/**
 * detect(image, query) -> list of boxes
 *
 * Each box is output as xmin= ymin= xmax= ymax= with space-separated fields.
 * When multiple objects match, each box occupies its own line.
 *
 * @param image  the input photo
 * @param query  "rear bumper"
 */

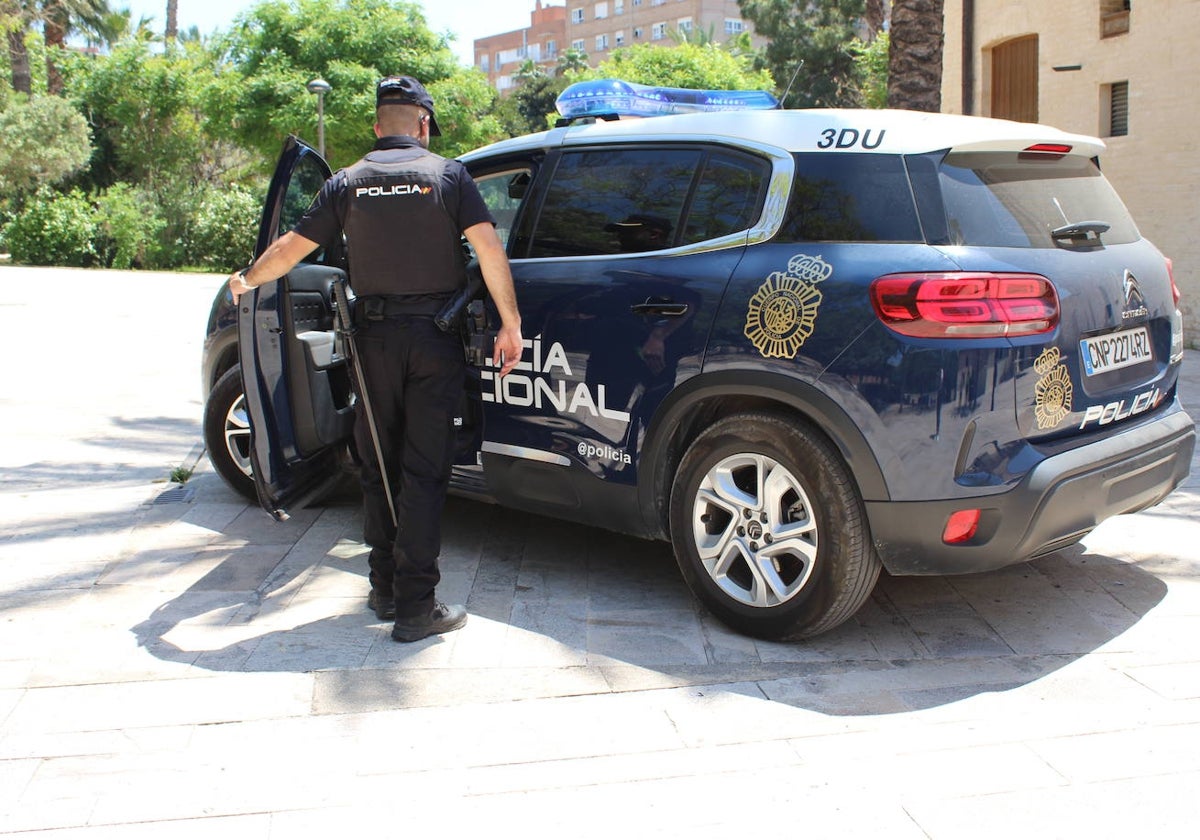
xmin=869 ymin=402 xmax=1195 ymax=576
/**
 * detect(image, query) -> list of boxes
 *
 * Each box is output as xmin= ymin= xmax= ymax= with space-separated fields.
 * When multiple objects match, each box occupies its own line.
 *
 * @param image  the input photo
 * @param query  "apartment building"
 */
xmin=565 ymin=0 xmax=752 ymax=61
xmin=475 ymin=1 xmax=568 ymax=93
xmin=941 ymin=0 xmax=1200 ymax=342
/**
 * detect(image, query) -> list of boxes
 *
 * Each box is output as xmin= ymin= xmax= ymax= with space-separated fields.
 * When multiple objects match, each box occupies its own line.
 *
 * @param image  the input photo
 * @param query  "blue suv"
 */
xmin=203 ymin=86 xmax=1194 ymax=639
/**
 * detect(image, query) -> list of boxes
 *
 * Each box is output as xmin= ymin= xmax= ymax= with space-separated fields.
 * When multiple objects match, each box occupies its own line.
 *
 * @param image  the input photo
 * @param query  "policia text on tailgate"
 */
xmin=202 ymin=80 xmax=1194 ymax=640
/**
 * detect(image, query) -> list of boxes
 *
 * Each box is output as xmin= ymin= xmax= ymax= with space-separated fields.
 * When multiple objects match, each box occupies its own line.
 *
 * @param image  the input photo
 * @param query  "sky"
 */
xmin=116 ymin=0 xmax=552 ymax=66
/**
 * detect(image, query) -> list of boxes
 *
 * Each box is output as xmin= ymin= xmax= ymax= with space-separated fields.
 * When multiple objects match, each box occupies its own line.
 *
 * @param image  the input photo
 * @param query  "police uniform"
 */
xmin=291 ymin=82 xmax=494 ymax=625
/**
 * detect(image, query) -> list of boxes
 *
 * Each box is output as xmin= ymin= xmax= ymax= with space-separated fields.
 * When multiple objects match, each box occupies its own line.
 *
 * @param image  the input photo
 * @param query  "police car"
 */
xmin=202 ymin=80 xmax=1195 ymax=640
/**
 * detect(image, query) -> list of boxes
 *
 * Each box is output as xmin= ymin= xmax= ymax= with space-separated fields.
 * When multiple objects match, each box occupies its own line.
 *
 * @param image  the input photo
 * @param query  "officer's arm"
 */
xmin=463 ymin=221 xmax=522 ymax=377
xmin=228 ymin=231 xmax=321 ymax=303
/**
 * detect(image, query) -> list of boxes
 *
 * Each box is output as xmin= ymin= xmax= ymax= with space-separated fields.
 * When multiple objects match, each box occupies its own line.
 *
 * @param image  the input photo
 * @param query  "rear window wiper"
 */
xmin=1051 ymin=220 xmax=1110 ymax=240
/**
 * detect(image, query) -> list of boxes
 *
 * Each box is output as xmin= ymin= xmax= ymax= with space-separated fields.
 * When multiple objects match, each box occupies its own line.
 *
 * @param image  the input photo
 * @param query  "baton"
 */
xmin=331 ymin=277 xmax=398 ymax=528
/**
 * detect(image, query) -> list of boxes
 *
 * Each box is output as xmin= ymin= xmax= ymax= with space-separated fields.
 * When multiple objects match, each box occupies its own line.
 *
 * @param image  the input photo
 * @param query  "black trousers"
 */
xmin=352 ymin=315 xmax=465 ymax=618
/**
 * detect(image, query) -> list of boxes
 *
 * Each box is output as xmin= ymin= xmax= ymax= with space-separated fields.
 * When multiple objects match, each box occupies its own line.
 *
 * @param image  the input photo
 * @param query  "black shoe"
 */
xmin=391 ymin=602 xmax=467 ymax=643
xmin=367 ymin=589 xmax=395 ymax=621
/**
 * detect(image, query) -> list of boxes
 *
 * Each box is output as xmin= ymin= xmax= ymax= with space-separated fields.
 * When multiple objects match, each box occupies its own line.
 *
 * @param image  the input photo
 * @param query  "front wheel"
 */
xmin=202 ymin=366 xmax=257 ymax=500
xmin=668 ymin=412 xmax=881 ymax=640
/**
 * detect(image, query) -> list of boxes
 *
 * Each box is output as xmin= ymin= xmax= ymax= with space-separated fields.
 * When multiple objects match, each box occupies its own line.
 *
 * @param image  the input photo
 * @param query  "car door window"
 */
xmin=279 ymin=152 xmax=331 ymax=260
xmin=473 ymin=168 xmax=533 ymax=249
xmin=529 ymin=148 xmax=703 ymax=258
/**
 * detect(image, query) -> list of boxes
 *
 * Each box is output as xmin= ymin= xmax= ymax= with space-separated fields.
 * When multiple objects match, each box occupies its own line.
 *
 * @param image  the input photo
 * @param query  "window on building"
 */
xmin=497 ymin=76 xmax=514 ymax=91
xmin=596 ymin=34 xmax=609 ymax=51
xmin=479 ymin=55 xmax=489 ymax=72
xmin=651 ymin=22 xmax=666 ymax=40
xmin=572 ymin=7 xmax=584 ymax=23
xmin=595 ymin=2 xmax=608 ymax=19
xmin=1105 ymin=80 xmax=1130 ymax=136
xmin=572 ymin=39 xmax=585 ymax=51
xmin=677 ymin=17 xmax=693 ymax=33
xmin=546 ymin=39 xmax=558 ymax=58
xmin=615 ymin=0 xmax=624 ymax=13
xmin=1100 ymin=1 xmax=1131 ymax=38
xmin=615 ymin=30 xmax=625 ymax=46
xmin=725 ymin=18 xmax=744 ymax=35
xmin=633 ymin=27 xmax=643 ymax=39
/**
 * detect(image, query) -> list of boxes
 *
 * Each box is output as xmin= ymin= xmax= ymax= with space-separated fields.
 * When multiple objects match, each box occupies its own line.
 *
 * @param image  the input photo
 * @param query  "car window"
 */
xmin=280 ymin=152 xmax=329 ymax=239
xmin=679 ymin=151 xmax=769 ymax=245
xmin=936 ymin=151 xmax=1140 ymax=248
xmin=529 ymin=147 xmax=703 ymax=258
xmin=777 ymin=153 xmax=923 ymax=243
xmin=474 ymin=168 xmax=532 ymax=250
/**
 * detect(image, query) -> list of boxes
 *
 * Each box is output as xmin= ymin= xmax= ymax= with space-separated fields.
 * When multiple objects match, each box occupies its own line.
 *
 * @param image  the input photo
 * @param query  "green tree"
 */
xmin=584 ymin=41 xmax=774 ymax=91
xmin=496 ymin=72 xmax=568 ymax=135
xmin=851 ymin=30 xmax=888 ymax=109
xmin=61 ymin=37 xmax=229 ymax=191
xmin=211 ymin=0 xmax=498 ymax=167
xmin=555 ymin=46 xmax=588 ymax=76
xmin=738 ymin=0 xmax=866 ymax=107
xmin=888 ymin=0 xmax=944 ymax=112
xmin=0 ymin=93 xmax=92 ymax=194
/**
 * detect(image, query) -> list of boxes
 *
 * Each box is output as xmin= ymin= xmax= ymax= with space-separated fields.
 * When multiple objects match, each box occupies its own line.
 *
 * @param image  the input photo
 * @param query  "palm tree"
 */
xmin=887 ymin=0 xmax=944 ymax=112
xmin=555 ymin=47 xmax=589 ymax=77
xmin=43 ymin=0 xmax=118 ymax=94
xmin=3 ymin=0 xmax=116 ymax=94
xmin=165 ymin=0 xmax=176 ymax=41
xmin=3 ymin=0 xmax=35 ymax=94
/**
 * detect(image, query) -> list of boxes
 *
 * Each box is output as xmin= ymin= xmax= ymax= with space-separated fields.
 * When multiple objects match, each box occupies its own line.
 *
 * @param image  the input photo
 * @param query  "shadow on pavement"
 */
xmin=129 ymin=471 xmax=1169 ymax=717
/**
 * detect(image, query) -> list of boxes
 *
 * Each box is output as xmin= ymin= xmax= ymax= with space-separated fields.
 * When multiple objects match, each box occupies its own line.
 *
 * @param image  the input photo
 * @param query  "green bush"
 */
xmin=94 ymin=184 xmax=165 ymax=269
xmin=186 ymin=184 xmax=260 ymax=272
xmin=2 ymin=188 xmax=97 ymax=266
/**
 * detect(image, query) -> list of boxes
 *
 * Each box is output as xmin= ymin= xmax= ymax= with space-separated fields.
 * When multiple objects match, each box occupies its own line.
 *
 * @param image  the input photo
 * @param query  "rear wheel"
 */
xmin=203 ymin=366 xmax=256 ymax=500
xmin=669 ymin=412 xmax=881 ymax=640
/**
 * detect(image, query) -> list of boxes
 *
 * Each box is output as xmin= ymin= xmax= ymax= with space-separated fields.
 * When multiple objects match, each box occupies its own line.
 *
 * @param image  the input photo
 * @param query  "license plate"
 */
xmin=1079 ymin=326 xmax=1153 ymax=376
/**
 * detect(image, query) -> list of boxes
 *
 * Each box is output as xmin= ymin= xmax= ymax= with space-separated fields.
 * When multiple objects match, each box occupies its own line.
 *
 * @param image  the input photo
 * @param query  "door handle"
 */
xmin=631 ymin=300 xmax=689 ymax=317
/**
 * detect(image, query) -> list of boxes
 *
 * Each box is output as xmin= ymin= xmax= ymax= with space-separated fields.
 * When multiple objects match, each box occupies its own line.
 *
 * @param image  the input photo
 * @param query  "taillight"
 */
xmin=1167 ymin=257 xmax=1181 ymax=307
xmin=870 ymin=272 xmax=1059 ymax=338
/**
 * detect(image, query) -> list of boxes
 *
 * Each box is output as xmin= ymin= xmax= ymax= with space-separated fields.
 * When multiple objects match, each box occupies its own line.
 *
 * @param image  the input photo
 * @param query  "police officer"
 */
xmin=228 ymin=76 xmax=522 ymax=642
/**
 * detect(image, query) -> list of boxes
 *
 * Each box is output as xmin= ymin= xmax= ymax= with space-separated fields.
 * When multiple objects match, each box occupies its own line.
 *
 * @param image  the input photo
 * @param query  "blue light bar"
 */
xmin=555 ymin=79 xmax=779 ymax=120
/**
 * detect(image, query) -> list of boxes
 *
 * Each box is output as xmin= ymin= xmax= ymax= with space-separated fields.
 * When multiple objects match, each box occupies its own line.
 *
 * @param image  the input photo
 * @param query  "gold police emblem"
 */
xmin=1033 ymin=347 xmax=1073 ymax=429
xmin=744 ymin=254 xmax=833 ymax=359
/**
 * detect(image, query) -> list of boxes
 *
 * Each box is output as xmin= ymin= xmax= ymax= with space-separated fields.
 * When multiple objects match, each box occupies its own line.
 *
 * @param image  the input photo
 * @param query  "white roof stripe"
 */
xmin=461 ymin=108 xmax=1106 ymax=161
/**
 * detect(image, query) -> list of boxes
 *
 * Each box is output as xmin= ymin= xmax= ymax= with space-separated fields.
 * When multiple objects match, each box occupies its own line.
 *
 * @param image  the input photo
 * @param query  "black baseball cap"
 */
xmin=376 ymin=75 xmax=441 ymax=135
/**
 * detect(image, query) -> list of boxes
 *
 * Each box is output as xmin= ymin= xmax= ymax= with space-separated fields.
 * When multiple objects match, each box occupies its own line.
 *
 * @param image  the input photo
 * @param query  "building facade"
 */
xmin=941 ymin=0 xmax=1200 ymax=343
xmin=564 ymin=0 xmax=752 ymax=62
xmin=474 ymin=1 xmax=755 ymax=91
xmin=475 ymin=1 xmax=568 ymax=93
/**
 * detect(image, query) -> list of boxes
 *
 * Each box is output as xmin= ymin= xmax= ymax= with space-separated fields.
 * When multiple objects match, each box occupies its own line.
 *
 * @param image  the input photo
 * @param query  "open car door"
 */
xmin=238 ymin=136 xmax=355 ymax=519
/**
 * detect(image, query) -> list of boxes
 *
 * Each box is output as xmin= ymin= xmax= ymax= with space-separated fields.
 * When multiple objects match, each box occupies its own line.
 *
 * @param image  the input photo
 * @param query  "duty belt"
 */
xmin=356 ymin=293 xmax=452 ymax=321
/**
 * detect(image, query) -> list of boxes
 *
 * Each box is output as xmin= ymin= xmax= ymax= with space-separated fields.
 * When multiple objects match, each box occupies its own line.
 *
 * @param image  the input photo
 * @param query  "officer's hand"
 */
xmin=228 ymin=271 xmax=253 ymax=304
xmin=493 ymin=324 xmax=522 ymax=377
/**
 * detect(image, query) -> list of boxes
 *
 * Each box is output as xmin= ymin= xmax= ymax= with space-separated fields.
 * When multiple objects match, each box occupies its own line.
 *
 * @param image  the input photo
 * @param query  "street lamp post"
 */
xmin=306 ymin=78 xmax=332 ymax=158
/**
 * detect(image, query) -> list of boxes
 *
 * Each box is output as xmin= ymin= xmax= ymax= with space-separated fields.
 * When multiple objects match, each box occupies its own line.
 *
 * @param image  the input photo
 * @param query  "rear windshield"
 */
xmin=935 ymin=151 xmax=1140 ymax=248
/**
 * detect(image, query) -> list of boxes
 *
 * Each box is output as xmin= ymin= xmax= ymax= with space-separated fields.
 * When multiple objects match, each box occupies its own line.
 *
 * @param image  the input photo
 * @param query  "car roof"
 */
xmin=459 ymin=108 xmax=1106 ymax=162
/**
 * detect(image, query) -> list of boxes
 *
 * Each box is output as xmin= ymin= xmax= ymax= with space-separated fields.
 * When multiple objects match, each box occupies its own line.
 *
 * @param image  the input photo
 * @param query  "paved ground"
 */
xmin=2 ymin=265 xmax=1199 ymax=838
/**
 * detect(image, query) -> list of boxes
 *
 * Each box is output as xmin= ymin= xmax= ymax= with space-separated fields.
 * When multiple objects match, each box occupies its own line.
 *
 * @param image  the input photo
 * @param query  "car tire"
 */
xmin=669 ymin=412 xmax=881 ymax=640
xmin=203 ymin=366 xmax=257 ymax=501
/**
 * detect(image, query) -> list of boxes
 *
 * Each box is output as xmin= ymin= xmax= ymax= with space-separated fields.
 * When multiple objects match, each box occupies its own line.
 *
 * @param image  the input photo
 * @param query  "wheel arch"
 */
xmin=637 ymin=370 xmax=889 ymax=540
